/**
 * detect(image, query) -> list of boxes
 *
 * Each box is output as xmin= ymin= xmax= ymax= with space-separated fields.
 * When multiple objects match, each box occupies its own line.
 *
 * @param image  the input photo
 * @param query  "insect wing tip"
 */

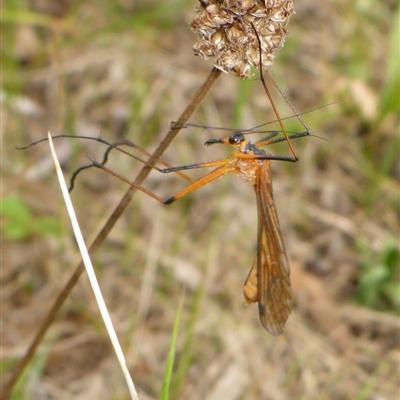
xmin=258 ymin=304 xmax=287 ymax=336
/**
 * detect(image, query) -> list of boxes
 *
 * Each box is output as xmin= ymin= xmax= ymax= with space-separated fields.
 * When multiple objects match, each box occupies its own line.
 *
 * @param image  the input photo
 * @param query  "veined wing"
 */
xmin=244 ymin=162 xmax=292 ymax=335
xmin=244 ymin=255 xmax=258 ymax=304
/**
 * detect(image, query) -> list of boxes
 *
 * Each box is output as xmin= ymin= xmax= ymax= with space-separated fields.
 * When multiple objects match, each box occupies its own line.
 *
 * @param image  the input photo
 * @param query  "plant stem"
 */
xmin=3 ymin=67 xmax=222 ymax=400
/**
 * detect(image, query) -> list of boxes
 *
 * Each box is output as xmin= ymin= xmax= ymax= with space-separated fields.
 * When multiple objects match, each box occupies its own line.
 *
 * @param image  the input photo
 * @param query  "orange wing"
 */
xmin=244 ymin=162 xmax=292 ymax=335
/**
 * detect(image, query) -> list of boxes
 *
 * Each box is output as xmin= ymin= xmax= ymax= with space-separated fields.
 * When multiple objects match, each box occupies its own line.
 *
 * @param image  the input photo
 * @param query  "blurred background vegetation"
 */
xmin=1 ymin=0 xmax=399 ymax=399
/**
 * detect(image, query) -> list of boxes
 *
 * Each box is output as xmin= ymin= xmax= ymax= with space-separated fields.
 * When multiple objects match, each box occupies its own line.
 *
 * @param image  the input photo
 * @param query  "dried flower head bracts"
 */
xmin=191 ymin=0 xmax=294 ymax=79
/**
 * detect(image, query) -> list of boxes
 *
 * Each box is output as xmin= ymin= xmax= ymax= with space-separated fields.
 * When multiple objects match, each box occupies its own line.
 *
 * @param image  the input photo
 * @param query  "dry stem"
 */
xmin=3 ymin=67 xmax=222 ymax=400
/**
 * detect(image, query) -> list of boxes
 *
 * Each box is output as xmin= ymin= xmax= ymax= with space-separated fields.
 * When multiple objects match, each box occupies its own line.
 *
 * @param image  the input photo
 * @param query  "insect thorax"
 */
xmin=233 ymin=141 xmax=268 ymax=184
xmin=234 ymin=158 xmax=261 ymax=184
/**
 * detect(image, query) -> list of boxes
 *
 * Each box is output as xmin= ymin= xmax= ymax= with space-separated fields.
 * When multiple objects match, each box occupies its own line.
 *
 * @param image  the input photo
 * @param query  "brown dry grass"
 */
xmin=2 ymin=1 xmax=399 ymax=399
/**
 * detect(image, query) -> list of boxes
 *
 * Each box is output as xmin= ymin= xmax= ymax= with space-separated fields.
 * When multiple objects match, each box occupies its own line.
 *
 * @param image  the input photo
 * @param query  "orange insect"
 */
xmin=20 ymin=123 xmax=309 ymax=335
xmin=83 ymin=127 xmax=309 ymax=335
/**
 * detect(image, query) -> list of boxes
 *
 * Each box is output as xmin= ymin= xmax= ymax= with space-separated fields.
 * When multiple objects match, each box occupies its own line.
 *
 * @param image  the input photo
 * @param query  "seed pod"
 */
xmin=191 ymin=0 xmax=294 ymax=79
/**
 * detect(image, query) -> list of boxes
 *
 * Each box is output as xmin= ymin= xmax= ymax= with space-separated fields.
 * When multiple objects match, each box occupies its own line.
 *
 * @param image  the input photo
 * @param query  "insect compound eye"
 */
xmin=228 ymin=132 xmax=245 ymax=145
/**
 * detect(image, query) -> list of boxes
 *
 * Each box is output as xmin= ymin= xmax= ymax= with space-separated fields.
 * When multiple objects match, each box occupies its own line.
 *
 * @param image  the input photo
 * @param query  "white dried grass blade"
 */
xmin=47 ymin=132 xmax=139 ymax=400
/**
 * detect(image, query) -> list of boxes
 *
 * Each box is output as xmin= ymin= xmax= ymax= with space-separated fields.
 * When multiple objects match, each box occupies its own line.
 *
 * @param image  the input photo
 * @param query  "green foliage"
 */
xmin=377 ymin=6 xmax=400 ymax=122
xmin=160 ymin=293 xmax=184 ymax=400
xmin=1 ymin=196 xmax=62 ymax=240
xmin=356 ymin=238 xmax=400 ymax=313
xmin=170 ymin=284 xmax=203 ymax=398
xmin=10 ymin=335 xmax=54 ymax=400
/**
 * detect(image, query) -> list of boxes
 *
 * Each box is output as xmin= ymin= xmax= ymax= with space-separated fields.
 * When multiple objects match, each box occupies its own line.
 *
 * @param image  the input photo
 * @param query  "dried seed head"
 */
xmin=191 ymin=0 xmax=294 ymax=79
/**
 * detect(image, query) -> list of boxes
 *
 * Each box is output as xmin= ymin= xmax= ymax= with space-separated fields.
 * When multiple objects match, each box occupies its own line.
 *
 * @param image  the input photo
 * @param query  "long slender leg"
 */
xmin=65 ymin=137 xmax=234 ymax=196
xmin=92 ymin=160 xmax=234 ymax=205
xmin=161 ymin=159 xmax=232 ymax=173
xmin=233 ymin=152 xmax=296 ymax=163
xmin=222 ymin=10 xmax=309 ymax=159
xmin=165 ymin=163 xmax=234 ymax=204
xmin=249 ymin=20 xmax=299 ymax=160
xmin=220 ymin=9 xmax=297 ymax=158
xmin=68 ymin=137 xmax=197 ymax=191
xmin=255 ymin=131 xmax=311 ymax=150
xmin=101 ymin=140 xmax=196 ymax=182
xmin=20 ymin=134 xmax=199 ymax=191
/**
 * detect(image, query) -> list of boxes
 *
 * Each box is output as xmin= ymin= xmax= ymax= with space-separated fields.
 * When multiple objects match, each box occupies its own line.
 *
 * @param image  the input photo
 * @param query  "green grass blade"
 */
xmin=170 ymin=284 xmax=203 ymax=399
xmin=160 ymin=292 xmax=185 ymax=400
